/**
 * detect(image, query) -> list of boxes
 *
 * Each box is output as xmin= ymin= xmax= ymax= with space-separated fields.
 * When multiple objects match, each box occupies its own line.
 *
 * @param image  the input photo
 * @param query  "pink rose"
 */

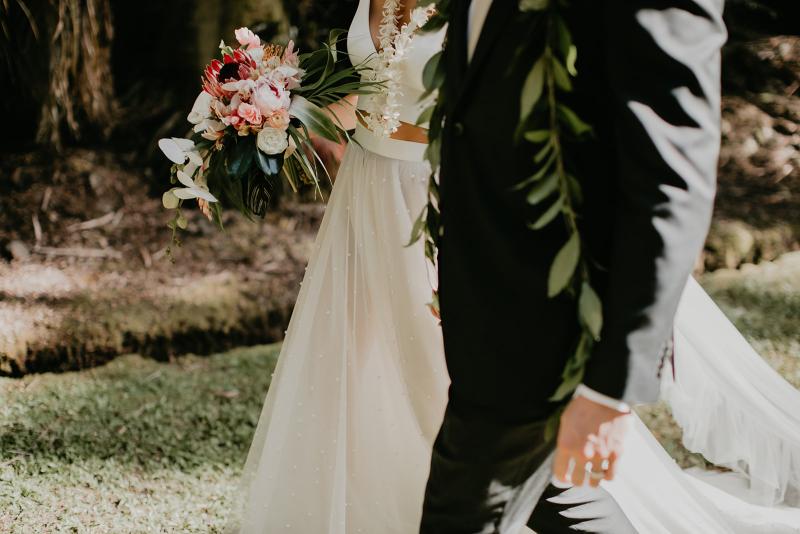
xmin=234 ymin=27 xmax=261 ymax=50
xmin=238 ymin=102 xmax=263 ymax=125
xmin=266 ymin=109 xmax=290 ymax=131
xmin=253 ymin=82 xmax=290 ymax=116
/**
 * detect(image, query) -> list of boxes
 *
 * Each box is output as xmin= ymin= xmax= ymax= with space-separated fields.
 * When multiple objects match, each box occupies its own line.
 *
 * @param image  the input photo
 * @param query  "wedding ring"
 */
xmin=589 ymin=470 xmax=606 ymax=480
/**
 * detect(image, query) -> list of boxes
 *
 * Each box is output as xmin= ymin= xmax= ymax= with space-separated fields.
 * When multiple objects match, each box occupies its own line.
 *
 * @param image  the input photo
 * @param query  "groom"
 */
xmin=421 ymin=0 xmax=726 ymax=532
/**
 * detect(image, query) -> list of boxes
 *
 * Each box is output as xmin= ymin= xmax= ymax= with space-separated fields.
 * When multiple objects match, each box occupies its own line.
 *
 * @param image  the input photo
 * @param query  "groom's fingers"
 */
xmin=553 ymin=448 xmax=571 ymax=483
xmin=571 ymin=454 xmax=587 ymax=487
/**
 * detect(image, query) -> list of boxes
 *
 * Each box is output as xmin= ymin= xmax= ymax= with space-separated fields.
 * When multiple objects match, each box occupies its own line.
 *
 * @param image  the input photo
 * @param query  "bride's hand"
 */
xmin=552 ymin=395 xmax=631 ymax=488
xmin=310 ymin=134 xmax=348 ymax=182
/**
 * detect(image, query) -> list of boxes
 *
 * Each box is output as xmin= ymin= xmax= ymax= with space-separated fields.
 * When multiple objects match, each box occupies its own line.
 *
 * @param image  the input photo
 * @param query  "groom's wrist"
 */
xmin=575 ymin=384 xmax=630 ymax=413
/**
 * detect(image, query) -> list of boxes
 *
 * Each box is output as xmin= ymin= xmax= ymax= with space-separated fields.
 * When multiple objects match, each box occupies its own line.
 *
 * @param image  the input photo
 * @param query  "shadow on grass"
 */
xmin=0 ymin=345 xmax=279 ymax=476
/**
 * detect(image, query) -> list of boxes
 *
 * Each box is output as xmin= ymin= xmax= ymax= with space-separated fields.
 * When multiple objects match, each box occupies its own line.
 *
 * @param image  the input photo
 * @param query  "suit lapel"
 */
xmin=454 ymin=0 xmax=517 ymax=109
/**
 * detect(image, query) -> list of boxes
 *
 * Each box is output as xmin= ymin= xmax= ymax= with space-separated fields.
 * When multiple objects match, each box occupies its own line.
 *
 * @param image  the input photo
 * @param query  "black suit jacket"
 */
xmin=437 ymin=0 xmax=725 ymax=414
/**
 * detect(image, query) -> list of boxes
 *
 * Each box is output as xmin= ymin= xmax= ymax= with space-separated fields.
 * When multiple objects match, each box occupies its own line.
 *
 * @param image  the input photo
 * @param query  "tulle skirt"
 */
xmin=232 ymin=141 xmax=800 ymax=533
xmin=232 ymin=141 xmax=450 ymax=534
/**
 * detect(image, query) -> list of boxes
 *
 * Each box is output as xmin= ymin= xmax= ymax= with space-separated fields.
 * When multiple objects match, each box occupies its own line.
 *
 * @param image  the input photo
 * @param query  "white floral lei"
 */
xmin=362 ymin=1 xmax=436 ymax=137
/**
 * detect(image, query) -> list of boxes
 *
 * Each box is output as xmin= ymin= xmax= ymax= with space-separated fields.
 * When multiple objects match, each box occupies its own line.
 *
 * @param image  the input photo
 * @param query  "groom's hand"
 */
xmin=553 ymin=396 xmax=631 ymax=488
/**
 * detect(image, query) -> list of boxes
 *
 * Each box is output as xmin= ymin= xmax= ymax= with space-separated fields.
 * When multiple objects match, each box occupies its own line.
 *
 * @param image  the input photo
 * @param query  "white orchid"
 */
xmin=158 ymin=137 xmax=204 ymax=166
xmin=187 ymin=91 xmax=213 ymax=125
xmin=162 ymin=161 xmax=218 ymax=209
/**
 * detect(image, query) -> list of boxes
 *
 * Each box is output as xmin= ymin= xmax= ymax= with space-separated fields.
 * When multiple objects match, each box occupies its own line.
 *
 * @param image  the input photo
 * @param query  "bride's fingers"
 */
xmin=588 ymin=456 xmax=605 ymax=488
xmin=605 ymin=451 xmax=618 ymax=481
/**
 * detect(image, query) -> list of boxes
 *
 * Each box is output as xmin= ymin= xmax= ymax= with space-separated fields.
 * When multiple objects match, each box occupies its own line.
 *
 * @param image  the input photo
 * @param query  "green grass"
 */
xmin=0 ymin=346 xmax=279 ymax=533
xmin=1 ymin=254 xmax=798 ymax=533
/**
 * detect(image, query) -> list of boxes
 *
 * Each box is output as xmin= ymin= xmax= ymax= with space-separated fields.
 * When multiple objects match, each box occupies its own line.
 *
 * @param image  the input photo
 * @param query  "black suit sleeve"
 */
xmin=581 ymin=0 xmax=727 ymax=402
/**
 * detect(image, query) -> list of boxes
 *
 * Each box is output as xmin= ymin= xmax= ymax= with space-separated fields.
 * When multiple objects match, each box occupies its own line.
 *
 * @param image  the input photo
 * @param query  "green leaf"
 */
xmin=422 ymin=51 xmax=444 ymax=93
xmin=416 ymin=105 xmax=435 ymax=126
xmin=519 ymin=0 xmax=549 ymax=11
xmin=558 ymin=104 xmax=592 ymax=136
xmin=526 ymin=172 xmax=558 ymax=205
xmin=520 ymin=58 xmax=545 ymax=122
xmin=289 ymin=95 xmax=341 ymax=143
xmin=551 ymin=58 xmax=572 ymax=92
xmin=256 ymin=150 xmax=284 ymax=178
xmin=555 ymin=14 xmax=572 ymax=59
xmin=548 ymin=231 xmax=580 ymax=297
xmin=407 ymin=207 xmax=428 ymax=247
xmin=534 ymin=138 xmax=554 ymax=163
xmin=512 ymin=154 xmax=555 ymax=191
xmin=523 ymin=129 xmax=551 ymax=144
xmin=567 ymin=174 xmax=583 ymax=206
xmin=226 ymin=137 xmax=256 ymax=178
xmin=176 ymin=214 xmax=188 ymax=230
xmin=162 ymin=190 xmax=179 ymax=209
xmin=566 ymin=45 xmax=578 ymax=76
xmin=579 ymin=282 xmax=603 ymax=340
xmin=550 ymin=334 xmax=591 ymax=402
xmin=530 ymin=195 xmax=564 ymax=230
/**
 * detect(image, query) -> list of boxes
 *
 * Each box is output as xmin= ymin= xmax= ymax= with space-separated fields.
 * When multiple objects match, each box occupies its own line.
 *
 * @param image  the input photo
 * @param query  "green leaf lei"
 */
xmin=411 ymin=0 xmax=603 ymax=435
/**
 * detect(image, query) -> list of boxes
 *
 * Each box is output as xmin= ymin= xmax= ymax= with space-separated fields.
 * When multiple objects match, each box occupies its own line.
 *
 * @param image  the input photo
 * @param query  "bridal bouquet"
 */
xmin=159 ymin=27 xmax=372 ymax=235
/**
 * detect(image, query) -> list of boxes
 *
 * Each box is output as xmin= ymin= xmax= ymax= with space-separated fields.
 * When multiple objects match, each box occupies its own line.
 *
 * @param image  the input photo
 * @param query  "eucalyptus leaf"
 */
xmin=579 ymin=282 xmax=603 ymax=340
xmin=548 ymin=231 xmax=580 ymax=297
xmin=520 ymin=58 xmax=545 ymax=122
xmin=526 ymin=172 xmax=559 ymax=205
xmin=162 ymin=190 xmax=180 ymax=209
xmin=530 ymin=195 xmax=564 ymax=230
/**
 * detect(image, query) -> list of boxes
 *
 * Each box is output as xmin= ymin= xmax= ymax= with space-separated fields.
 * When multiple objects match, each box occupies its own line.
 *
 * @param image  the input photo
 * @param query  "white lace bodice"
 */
xmin=347 ymin=0 xmax=446 ymax=129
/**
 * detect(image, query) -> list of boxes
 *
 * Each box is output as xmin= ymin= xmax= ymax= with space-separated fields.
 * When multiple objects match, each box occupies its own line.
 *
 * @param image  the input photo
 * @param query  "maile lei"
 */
xmin=362 ymin=0 xmax=437 ymax=136
xmin=411 ymin=0 xmax=602 ymax=437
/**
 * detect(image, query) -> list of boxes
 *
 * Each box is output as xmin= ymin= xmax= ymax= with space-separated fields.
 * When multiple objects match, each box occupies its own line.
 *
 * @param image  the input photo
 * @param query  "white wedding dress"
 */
xmin=231 ymin=2 xmax=800 ymax=532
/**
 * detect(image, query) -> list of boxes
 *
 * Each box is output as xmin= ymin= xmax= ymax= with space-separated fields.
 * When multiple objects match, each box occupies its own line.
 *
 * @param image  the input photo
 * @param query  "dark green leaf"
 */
xmin=534 ymin=138 xmax=554 ymax=163
xmin=552 ymin=58 xmax=572 ymax=92
xmin=526 ymin=172 xmax=559 ymax=205
xmin=548 ymin=231 xmax=580 ymax=297
xmin=579 ymin=282 xmax=603 ymax=340
xmin=422 ymin=51 xmax=444 ymax=93
xmin=520 ymin=0 xmax=549 ymax=11
xmin=524 ymin=129 xmax=551 ymax=144
xmin=290 ymin=95 xmax=341 ymax=143
xmin=555 ymin=14 xmax=572 ymax=59
xmin=558 ymin=104 xmax=592 ymax=136
xmin=530 ymin=195 xmax=564 ymax=230
xmin=407 ymin=206 xmax=428 ymax=247
xmin=417 ymin=105 xmax=435 ymax=126
xmin=256 ymin=150 xmax=284 ymax=177
xmin=520 ymin=58 xmax=545 ymax=122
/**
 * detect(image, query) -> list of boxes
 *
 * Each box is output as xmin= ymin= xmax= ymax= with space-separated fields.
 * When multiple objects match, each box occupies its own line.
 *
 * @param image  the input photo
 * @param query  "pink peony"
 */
xmin=266 ymin=108 xmax=290 ymax=131
xmin=238 ymin=103 xmax=263 ymax=125
xmin=235 ymin=27 xmax=261 ymax=50
xmin=253 ymin=81 xmax=290 ymax=116
xmin=283 ymin=40 xmax=299 ymax=68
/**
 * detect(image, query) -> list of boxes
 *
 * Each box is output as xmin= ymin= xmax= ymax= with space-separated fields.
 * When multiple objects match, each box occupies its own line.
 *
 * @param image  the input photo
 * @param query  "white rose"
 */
xmin=257 ymin=127 xmax=289 ymax=155
xmin=253 ymin=81 xmax=290 ymax=116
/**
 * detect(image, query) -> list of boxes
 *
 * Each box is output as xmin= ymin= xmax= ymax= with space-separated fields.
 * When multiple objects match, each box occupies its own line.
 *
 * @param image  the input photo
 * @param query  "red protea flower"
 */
xmin=203 ymin=59 xmax=227 ymax=99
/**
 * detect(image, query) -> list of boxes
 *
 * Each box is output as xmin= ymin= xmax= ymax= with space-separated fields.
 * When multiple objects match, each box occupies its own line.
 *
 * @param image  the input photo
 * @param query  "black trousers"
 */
xmin=419 ymin=406 xmax=633 ymax=534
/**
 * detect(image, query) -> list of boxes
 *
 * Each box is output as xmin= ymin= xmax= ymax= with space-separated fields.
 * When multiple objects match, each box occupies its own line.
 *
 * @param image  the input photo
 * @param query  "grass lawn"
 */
xmin=1 ymin=253 xmax=798 ymax=533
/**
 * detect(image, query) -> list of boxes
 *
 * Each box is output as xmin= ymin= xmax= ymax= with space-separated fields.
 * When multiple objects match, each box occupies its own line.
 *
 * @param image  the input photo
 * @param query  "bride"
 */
xmin=231 ymin=1 xmax=800 ymax=532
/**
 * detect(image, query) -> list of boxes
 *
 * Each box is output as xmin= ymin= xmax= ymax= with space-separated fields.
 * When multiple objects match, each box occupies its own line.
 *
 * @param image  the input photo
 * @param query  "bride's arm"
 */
xmin=311 ymin=94 xmax=359 ymax=180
